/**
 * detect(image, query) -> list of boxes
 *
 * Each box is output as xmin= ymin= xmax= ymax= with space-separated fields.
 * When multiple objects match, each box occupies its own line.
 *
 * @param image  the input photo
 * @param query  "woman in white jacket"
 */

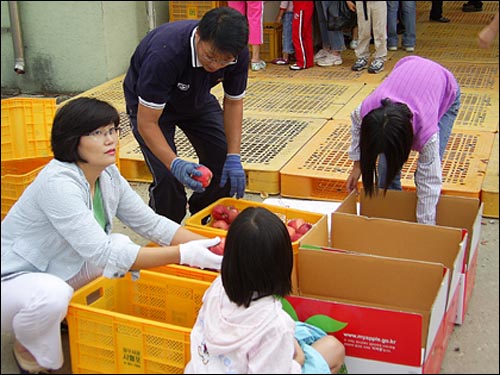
xmin=1 ymin=97 xmax=222 ymax=373
xmin=185 ymin=206 xmax=345 ymax=373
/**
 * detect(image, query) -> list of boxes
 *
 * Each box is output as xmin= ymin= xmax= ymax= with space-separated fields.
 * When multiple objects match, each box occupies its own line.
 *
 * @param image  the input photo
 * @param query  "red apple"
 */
xmin=287 ymin=218 xmax=306 ymax=230
xmin=193 ymin=165 xmax=213 ymax=188
xmin=297 ymin=223 xmax=312 ymax=235
xmin=290 ymin=233 xmax=303 ymax=242
xmin=209 ymin=237 xmax=226 ymax=255
xmin=226 ymin=206 xmax=240 ymax=224
xmin=212 ymin=204 xmax=230 ymax=221
xmin=286 ymin=225 xmax=296 ymax=238
xmin=212 ymin=219 xmax=229 ymax=230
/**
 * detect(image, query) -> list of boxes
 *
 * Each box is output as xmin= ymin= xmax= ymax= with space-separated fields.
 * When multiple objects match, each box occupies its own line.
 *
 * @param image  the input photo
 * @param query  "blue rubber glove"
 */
xmin=220 ymin=154 xmax=246 ymax=198
xmin=171 ymin=158 xmax=204 ymax=193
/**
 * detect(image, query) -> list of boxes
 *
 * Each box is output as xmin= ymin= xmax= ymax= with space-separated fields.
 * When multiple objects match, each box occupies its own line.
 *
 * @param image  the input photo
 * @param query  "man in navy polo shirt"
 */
xmin=123 ymin=7 xmax=249 ymax=223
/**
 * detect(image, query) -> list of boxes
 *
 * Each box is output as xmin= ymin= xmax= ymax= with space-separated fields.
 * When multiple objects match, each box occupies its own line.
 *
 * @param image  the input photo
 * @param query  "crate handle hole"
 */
xmin=200 ymin=214 xmax=212 ymax=226
xmin=86 ymin=287 xmax=103 ymax=305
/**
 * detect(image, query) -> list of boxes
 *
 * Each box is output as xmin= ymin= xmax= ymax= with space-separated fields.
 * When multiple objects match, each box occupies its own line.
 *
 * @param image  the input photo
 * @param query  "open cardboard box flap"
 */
xmin=296 ymin=248 xmax=448 ymax=358
xmin=345 ymin=189 xmax=483 ymax=269
xmin=330 ymin=201 xmax=465 ymax=312
xmin=331 ymin=210 xmax=464 ymax=272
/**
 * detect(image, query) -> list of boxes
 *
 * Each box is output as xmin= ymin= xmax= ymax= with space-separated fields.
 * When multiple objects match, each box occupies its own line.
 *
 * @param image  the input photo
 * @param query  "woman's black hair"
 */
xmin=360 ymin=98 xmax=413 ymax=196
xmin=51 ymin=97 xmax=120 ymax=163
xmin=221 ymin=206 xmax=293 ymax=308
xmin=198 ymin=6 xmax=249 ymax=57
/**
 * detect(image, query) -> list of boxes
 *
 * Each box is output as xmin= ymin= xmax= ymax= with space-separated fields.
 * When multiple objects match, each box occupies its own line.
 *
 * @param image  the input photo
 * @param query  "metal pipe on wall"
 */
xmin=147 ymin=1 xmax=156 ymax=32
xmin=8 ymin=1 xmax=25 ymax=74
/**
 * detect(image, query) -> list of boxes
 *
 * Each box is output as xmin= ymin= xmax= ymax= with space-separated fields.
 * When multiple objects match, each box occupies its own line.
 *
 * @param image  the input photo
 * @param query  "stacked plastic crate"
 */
xmin=1 ymin=98 xmax=57 ymax=219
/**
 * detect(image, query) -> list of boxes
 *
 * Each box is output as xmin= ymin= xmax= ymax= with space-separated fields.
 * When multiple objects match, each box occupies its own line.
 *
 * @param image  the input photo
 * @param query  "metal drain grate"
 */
xmin=243 ymin=80 xmax=362 ymax=118
xmin=119 ymin=115 xmax=327 ymax=194
xmin=280 ymin=120 xmax=495 ymax=201
xmin=454 ymin=89 xmax=499 ymax=132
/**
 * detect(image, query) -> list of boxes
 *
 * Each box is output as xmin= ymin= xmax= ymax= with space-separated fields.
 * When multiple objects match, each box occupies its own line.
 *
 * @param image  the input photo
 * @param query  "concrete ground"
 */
xmin=1 ymin=184 xmax=498 ymax=374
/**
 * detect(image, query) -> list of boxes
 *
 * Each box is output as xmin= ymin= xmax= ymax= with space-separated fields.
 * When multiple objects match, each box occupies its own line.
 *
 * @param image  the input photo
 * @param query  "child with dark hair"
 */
xmin=346 ymin=56 xmax=461 ymax=225
xmin=185 ymin=206 xmax=345 ymax=373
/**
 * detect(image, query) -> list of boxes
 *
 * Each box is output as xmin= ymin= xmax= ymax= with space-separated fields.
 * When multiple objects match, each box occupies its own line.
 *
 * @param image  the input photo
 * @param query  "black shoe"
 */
xmin=430 ymin=16 xmax=450 ymax=23
xmin=462 ymin=3 xmax=483 ymax=12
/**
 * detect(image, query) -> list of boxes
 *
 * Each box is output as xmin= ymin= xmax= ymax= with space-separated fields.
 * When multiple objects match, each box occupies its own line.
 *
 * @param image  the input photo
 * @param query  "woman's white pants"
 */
xmin=1 ymin=273 xmax=74 ymax=369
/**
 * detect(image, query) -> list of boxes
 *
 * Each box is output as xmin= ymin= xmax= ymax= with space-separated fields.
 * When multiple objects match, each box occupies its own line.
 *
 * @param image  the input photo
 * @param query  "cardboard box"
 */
xmin=287 ymin=249 xmax=451 ymax=373
xmin=335 ymin=190 xmax=483 ymax=324
xmin=297 ymin=199 xmax=465 ymax=372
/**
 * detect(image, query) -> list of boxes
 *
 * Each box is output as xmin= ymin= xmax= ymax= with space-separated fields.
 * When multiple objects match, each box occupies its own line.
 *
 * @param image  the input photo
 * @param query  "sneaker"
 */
xmin=404 ymin=46 xmax=415 ymax=52
xmin=388 ymin=46 xmax=398 ymax=51
xmin=289 ymin=63 xmax=304 ymax=70
xmin=251 ymin=60 xmax=266 ymax=71
xmin=349 ymin=40 xmax=359 ymax=50
xmin=368 ymin=58 xmax=385 ymax=74
xmin=351 ymin=57 xmax=369 ymax=71
xmin=314 ymin=49 xmax=330 ymax=63
xmin=462 ymin=2 xmax=482 ymax=12
xmin=317 ymin=53 xmax=343 ymax=67
xmin=272 ymin=57 xmax=289 ymax=65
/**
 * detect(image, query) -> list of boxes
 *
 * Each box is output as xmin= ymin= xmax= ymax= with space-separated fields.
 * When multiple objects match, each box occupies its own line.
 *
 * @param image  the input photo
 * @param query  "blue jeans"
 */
xmin=282 ymin=11 xmax=294 ymax=54
xmin=378 ymin=87 xmax=462 ymax=190
xmin=387 ymin=1 xmax=416 ymax=49
xmin=315 ymin=1 xmax=346 ymax=51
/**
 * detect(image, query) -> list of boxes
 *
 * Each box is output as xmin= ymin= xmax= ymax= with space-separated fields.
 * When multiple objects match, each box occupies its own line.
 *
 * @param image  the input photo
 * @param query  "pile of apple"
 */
xmin=286 ymin=218 xmax=312 ymax=242
xmin=206 ymin=204 xmax=238 ymax=256
xmin=210 ymin=204 xmax=240 ymax=230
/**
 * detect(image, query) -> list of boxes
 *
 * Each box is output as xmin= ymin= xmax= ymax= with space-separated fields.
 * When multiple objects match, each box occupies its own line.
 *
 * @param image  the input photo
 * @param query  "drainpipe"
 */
xmin=8 ymin=1 xmax=25 ymax=74
xmin=147 ymin=1 xmax=156 ymax=32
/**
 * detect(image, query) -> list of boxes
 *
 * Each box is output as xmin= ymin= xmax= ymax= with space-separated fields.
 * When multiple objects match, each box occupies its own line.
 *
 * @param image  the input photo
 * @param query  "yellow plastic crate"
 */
xmin=184 ymin=197 xmax=326 ymax=255
xmin=481 ymin=133 xmax=499 ymax=218
xmin=67 ymin=270 xmax=211 ymax=374
xmin=168 ymin=1 xmax=226 ymax=21
xmin=259 ymin=22 xmax=283 ymax=62
xmin=280 ymin=120 xmax=495 ymax=201
xmin=148 ymin=262 xmax=218 ymax=283
xmin=1 ymin=156 xmax=53 ymax=220
xmin=184 ymin=197 xmax=328 ymax=294
xmin=1 ymin=98 xmax=56 ymax=160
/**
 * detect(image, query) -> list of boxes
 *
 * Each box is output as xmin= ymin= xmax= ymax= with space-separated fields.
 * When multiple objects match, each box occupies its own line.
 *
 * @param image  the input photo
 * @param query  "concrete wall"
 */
xmin=1 ymin=1 xmax=168 ymax=94
xmin=1 ymin=1 xmax=279 ymax=95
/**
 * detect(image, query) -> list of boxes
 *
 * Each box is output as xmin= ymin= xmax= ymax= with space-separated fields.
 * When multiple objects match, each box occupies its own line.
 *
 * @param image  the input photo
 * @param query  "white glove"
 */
xmin=179 ymin=237 xmax=223 ymax=270
xmin=109 ymin=233 xmax=135 ymax=246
